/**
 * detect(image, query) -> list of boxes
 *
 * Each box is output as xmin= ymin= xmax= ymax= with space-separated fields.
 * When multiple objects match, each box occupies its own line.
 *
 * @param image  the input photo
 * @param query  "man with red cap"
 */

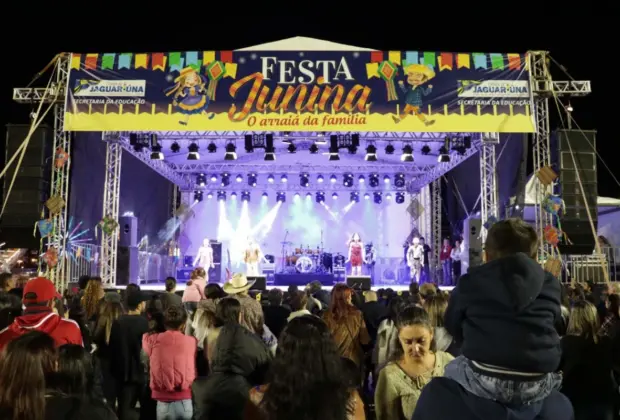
xmin=0 ymin=277 xmax=82 ymax=349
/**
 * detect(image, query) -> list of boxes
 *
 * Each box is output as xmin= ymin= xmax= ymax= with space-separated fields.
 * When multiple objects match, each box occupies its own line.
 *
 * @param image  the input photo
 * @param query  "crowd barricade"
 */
xmin=561 ymin=247 xmax=620 ymax=283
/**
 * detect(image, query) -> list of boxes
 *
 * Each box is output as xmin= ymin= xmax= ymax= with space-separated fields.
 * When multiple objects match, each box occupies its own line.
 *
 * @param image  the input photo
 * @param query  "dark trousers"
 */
xmin=453 ymin=261 xmax=462 ymax=282
xmin=99 ymin=357 xmax=117 ymax=410
xmin=117 ymin=382 xmax=143 ymax=420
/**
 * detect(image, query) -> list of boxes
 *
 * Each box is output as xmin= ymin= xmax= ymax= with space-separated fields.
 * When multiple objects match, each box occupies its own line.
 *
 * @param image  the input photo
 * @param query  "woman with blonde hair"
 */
xmin=81 ymin=280 xmax=104 ymax=322
xmin=560 ymin=300 xmax=616 ymax=420
xmin=423 ymin=293 xmax=458 ymax=356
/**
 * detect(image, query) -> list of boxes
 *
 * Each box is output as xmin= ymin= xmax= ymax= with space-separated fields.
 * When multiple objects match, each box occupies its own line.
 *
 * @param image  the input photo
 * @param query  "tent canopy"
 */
xmin=236 ymin=36 xmax=377 ymax=52
xmin=523 ymin=175 xmax=620 ymax=207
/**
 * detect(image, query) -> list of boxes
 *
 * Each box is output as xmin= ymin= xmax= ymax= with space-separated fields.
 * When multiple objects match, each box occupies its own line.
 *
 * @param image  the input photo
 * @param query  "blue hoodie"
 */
xmin=444 ymin=253 xmax=561 ymax=373
xmin=412 ymin=377 xmax=574 ymax=420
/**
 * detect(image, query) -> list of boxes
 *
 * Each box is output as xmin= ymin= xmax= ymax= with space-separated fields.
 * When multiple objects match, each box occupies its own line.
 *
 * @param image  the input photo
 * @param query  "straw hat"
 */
xmin=223 ymin=273 xmax=255 ymax=294
xmin=404 ymin=63 xmax=435 ymax=79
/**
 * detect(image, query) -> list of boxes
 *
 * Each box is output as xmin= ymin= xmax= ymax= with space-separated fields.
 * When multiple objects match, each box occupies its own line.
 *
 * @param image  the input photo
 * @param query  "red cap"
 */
xmin=22 ymin=277 xmax=62 ymax=304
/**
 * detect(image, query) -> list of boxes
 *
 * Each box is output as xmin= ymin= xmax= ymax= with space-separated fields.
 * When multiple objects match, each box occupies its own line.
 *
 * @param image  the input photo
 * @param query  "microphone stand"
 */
xmin=281 ymin=230 xmax=289 ymax=273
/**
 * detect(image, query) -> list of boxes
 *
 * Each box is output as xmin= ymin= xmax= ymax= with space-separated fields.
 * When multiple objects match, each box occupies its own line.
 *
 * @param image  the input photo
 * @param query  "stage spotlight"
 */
xmin=193 ymin=191 xmax=203 ymax=202
xmin=385 ymin=143 xmax=395 ymax=154
xmin=395 ymin=192 xmax=405 ymax=204
xmin=280 ymin=174 xmax=288 ymax=183
xmin=294 ymin=192 xmax=300 ymax=199
xmin=267 ymin=174 xmax=275 ymax=183
xmin=358 ymin=175 xmax=365 ymax=184
xmin=217 ymin=191 xmax=226 ymax=201
xmin=384 ymin=175 xmax=391 ymax=184
xmin=210 ymin=174 xmax=217 ymax=182
xmin=332 ymin=193 xmax=338 ymax=200
xmin=329 ymin=134 xmax=340 ymax=161
xmin=386 ymin=193 xmax=392 ymax=200
xmin=221 ymin=173 xmax=230 ymax=187
xmin=364 ymin=192 xmax=370 ymax=200
xmin=248 ymin=173 xmax=257 ymax=187
xmin=309 ymin=143 xmax=319 ymax=154
xmin=196 ymin=174 xmax=206 ymax=187
xmin=330 ymin=175 xmax=337 ymax=183
xmin=315 ymin=192 xmax=325 ymax=204
xmin=262 ymin=192 xmax=268 ymax=199
xmin=188 ymin=142 xmax=200 ymax=160
xmin=394 ymin=173 xmax=405 ymax=188
xmin=224 ymin=143 xmax=237 ymax=160
xmin=369 ymin=173 xmax=379 ymax=187
xmin=170 ymin=142 xmax=181 ymax=153
xmin=287 ymin=143 xmax=297 ymax=153
xmin=276 ymin=192 xmax=286 ymax=203
xmin=421 ymin=145 xmax=431 ymax=155
xmin=316 ymin=174 xmax=324 ymax=183
xmin=236 ymin=174 xmax=243 ymax=183
xmin=350 ymin=192 xmax=359 ymax=203
xmin=207 ymin=142 xmax=217 ymax=153
xmin=306 ymin=192 xmax=312 ymax=199
xmin=231 ymin=192 xmax=237 ymax=200
xmin=365 ymin=144 xmax=377 ymax=161
xmin=264 ymin=134 xmax=276 ymax=161
xmin=150 ymin=144 xmax=163 ymax=160
xmin=207 ymin=192 xmax=213 ymax=199
xmin=438 ymin=146 xmax=450 ymax=163
xmin=241 ymin=191 xmax=250 ymax=202
xmin=300 ymin=173 xmax=309 ymax=187
xmin=373 ymin=192 xmax=382 ymax=204
xmin=343 ymin=173 xmax=353 ymax=187
xmin=401 ymin=144 xmax=414 ymax=162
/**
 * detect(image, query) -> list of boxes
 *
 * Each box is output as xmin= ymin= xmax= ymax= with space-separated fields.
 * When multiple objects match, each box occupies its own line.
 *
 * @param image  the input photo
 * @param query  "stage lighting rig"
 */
xmin=316 ymin=175 xmax=324 ymax=183
xmin=241 ymin=191 xmax=251 ymax=202
xmin=267 ymin=174 xmax=275 ymax=183
xmin=358 ymin=175 xmax=365 ymax=184
xmin=315 ymin=191 xmax=325 ymax=204
xmin=386 ymin=193 xmax=392 ymax=201
xmin=210 ymin=174 xmax=217 ymax=182
xmin=438 ymin=136 xmax=451 ymax=162
xmin=287 ymin=143 xmax=297 ymax=153
xmin=276 ymin=192 xmax=286 ymax=203
xmin=365 ymin=144 xmax=377 ymax=161
xmin=235 ymin=174 xmax=243 ymax=183
xmin=350 ymin=192 xmax=359 ymax=203
xmin=262 ymin=192 xmax=268 ymax=199
xmin=373 ymin=192 xmax=382 ymax=204
xmin=217 ymin=191 xmax=226 ymax=201
xmin=401 ymin=144 xmax=414 ymax=162
xmin=150 ymin=144 xmax=163 ymax=160
xmin=369 ymin=173 xmax=379 ymax=188
xmin=280 ymin=174 xmax=288 ymax=183
xmin=332 ymin=193 xmax=338 ymax=200
xmin=207 ymin=192 xmax=213 ymax=199
xmin=207 ymin=142 xmax=217 ymax=153
xmin=231 ymin=192 xmax=237 ymax=200
xmin=385 ymin=143 xmax=395 ymax=154
xmin=395 ymin=192 xmax=405 ymax=204
xmin=170 ymin=141 xmax=181 ymax=153
xmin=221 ymin=173 xmax=230 ymax=187
xmin=306 ymin=192 xmax=312 ymax=199
xmin=309 ymin=143 xmax=319 ymax=154
xmin=330 ymin=175 xmax=337 ymax=183
xmin=248 ymin=173 xmax=257 ymax=187
xmin=224 ymin=142 xmax=237 ymax=160
xmin=421 ymin=145 xmax=431 ymax=155
xmin=364 ymin=192 xmax=370 ymax=200
xmin=394 ymin=173 xmax=405 ymax=188
xmin=196 ymin=174 xmax=206 ymax=187
xmin=343 ymin=173 xmax=354 ymax=187
xmin=193 ymin=191 xmax=203 ymax=202
xmin=300 ymin=173 xmax=309 ymax=187
xmin=188 ymin=142 xmax=200 ymax=160
xmin=383 ymin=175 xmax=391 ymax=184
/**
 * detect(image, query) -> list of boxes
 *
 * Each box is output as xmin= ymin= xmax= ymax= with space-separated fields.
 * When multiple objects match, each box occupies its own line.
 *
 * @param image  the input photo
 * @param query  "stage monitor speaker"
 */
xmin=248 ymin=276 xmax=266 ymax=291
xmin=462 ymin=217 xmax=483 ymax=273
xmin=557 ymin=129 xmax=597 ymax=255
xmin=347 ymin=276 xmax=371 ymax=291
xmin=0 ymin=124 xmax=53 ymax=248
xmin=116 ymin=246 xmax=139 ymax=285
xmin=118 ymin=215 xmax=138 ymax=247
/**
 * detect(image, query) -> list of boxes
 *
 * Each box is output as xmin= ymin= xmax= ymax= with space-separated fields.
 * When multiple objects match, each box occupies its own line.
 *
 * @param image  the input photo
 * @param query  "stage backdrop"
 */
xmin=179 ymin=192 xmax=413 ymax=269
xmin=64 ymin=50 xmax=534 ymax=133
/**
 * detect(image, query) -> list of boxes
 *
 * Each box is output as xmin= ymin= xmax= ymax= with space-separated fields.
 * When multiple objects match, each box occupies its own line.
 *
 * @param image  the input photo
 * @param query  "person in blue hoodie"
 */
xmin=413 ymin=218 xmax=574 ymax=420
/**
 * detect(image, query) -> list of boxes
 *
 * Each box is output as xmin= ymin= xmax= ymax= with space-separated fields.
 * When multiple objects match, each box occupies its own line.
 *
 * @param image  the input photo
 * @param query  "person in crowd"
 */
xmin=409 ymin=282 xmax=423 ymax=306
xmin=561 ymin=300 xmax=616 ymax=420
xmin=246 ymin=315 xmax=365 ymax=420
xmin=256 ymin=311 xmax=278 ymax=356
xmin=0 ymin=277 xmax=82 ymax=349
xmin=204 ymin=283 xmax=226 ymax=300
xmin=599 ymin=293 xmax=620 ymax=337
xmin=0 ymin=331 xmax=58 ymax=420
xmin=160 ymin=277 xmax=182 ymax=310
xmin=93 ymin=292 xmax=125 ymax=409
xmin=375 ymin=306 xmax=453 ymax=420
xmin=0 ymin=292 xmax=22 ymax=330
xmin=0 ymin=273 xmax=20 ymax=309
xmin=451 ymin=239 xmax=462 ymax=281
xmin=419 ymin=283 xmax=436 ymax=300
xmin=413 ymin=218 xmax=572 ymax=420
xmin=196 ymin=273 xmax=263 ymax=335
xmin=287 ymin=291 xmax=311 ymax=322
xmin=68 ymin=303 xmax=93 ymax=353
xmin=282 ymin=285 xmax=298 ymax=311
xmin=192 ymin=297 xmax=272 ymax=420
xmin=262 ymin=288 xmax=290 ymax=339
xmin=81 ymin=279 xmax=105 ymax=323
xmin=423 ymin=293 xmax=459 ymax=356
xmin=307 ymin=280 xmax=331 ymax=308
xmin=323 ymin=284 xmax=370 ymax=369
xmin=439 ymin=238 xmax=452 ymax=285
xmin=374 ymin=296 xmax=407 ymax=373
xmin=360 ymin=290 xmax=388 ymax=344
xmin=108 ymin=291 xmax=149 ymax=420
xmin=45 ymin=344 xmax=116 ymax=419
xmin=143 ymin=306 xmax=197 ymax=420
xmin=305 ymin=285 xmax=324 ymax=315
xmin=182 ymin=268 xmax=207 ymax=335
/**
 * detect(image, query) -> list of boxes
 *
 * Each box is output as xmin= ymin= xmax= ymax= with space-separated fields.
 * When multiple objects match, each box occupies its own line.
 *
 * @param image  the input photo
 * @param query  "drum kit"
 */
xmin=280 ymin=242 xmax=332 ymax=274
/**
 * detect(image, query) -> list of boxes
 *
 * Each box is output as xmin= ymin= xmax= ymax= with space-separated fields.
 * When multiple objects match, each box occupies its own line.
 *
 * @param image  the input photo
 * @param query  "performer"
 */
xmin=364 ymin=242 xmax=377 ymax=281
xmin=243 ymin=237 xmax=265 ymax=276
xmin=193 ymin=239 xmax=215 ymax=275
xmin=346 ymin=233 xmax=365 ymax=276
xmin=407 ymin=237 xmax=424 ymax=283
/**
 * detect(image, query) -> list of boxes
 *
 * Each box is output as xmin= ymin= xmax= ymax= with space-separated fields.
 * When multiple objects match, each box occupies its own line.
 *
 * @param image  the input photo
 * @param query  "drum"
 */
xmin=305 ymin=248 xmax=313 ymax=255
xmin=294 ymin=248 xmax=302 ymax=254
xmin=295 ymin=256 xmax=314 ymax=273
xmin=286 ymin=255 xmax=298 ymax=265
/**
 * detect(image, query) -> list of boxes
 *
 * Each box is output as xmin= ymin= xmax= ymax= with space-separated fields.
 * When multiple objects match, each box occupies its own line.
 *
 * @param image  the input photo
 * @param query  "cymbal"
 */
xmin=280 ymin=241 xmax=293 ymax=245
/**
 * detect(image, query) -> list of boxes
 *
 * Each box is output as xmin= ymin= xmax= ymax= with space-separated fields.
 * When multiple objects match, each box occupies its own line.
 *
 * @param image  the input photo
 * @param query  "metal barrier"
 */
xmin=562 ymin=247 xmax=620 ymax=283
xmin=68 ymin=243 xmax=100 ymax=283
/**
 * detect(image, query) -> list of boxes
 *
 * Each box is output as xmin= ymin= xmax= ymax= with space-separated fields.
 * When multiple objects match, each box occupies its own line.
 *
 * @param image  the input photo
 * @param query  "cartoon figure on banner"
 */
xmin=393 ymin=64 xmax=436 ymax=126
xmin=165 ymin=67 xmax=215 ymax=126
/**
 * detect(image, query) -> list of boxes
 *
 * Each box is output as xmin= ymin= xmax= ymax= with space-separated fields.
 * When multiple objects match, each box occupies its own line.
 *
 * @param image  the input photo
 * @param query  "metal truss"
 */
xmin=188 ymin=182 xmax=408 ymax=194
xmin=431 ymin=178 xmax=442 ymax=282
xmin=408 ymin=138 xmax=481 ymax=192
xmin=530 ymin=80 xmax=592 ymax=97
xmin=420 ymin=185 xmax=432 ymax=245
xmin=99 ymin=135 xmax=123 ymax=286
xmin=479 ymin=136 xmax=499 ymax=244
xmin=13 ymin=86 xmax=66 ymax=104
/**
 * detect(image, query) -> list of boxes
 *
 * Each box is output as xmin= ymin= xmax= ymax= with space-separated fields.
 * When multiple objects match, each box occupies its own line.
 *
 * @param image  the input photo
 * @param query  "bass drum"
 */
xmin=295 ymin=256 xmax=314 ymax=273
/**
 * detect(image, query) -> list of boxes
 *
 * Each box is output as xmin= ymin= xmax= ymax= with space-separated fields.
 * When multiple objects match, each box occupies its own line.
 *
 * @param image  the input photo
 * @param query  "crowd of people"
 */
xmin=0 ymin=218 xmax=619 ymax=419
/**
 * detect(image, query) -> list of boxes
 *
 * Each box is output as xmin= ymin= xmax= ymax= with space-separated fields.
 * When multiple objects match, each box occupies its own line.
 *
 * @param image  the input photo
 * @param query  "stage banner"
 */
xmin=64 ymin=50 xmax=535 ymax=133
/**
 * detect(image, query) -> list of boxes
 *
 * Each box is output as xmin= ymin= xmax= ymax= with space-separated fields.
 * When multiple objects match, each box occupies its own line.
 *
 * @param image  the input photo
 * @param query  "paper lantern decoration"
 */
xmin=366 ymin=60 xmax=400 ymax=101
xmin=536 ymin=166 xmax=557 ymax=186
xmin=544 ymin=225 xmax=561 ymax=246
xmin=45 ymin=195 xmax=66 ymax=215
xmin=96 ymin=215 xmax=119 ymax=237
xmin=54 ymin=147 xmax=69 ymax=169
xmin=542 ymin=194 xmax=565 ymax=217
xmin=36 ymin=219 xmax=53 ymax=237
xmin=42 ymin=247 xmax=58 ymax=268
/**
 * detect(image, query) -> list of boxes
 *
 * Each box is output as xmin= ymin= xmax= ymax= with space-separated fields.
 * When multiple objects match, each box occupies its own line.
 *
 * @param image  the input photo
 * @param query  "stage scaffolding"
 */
xmin=11 ymin=51 xmax=592 ymax=288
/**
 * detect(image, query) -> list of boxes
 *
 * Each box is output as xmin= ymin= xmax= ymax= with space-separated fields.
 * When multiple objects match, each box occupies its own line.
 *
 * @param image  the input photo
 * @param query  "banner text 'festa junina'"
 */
xmin=63 ymin=50 xmax=535 ymax=133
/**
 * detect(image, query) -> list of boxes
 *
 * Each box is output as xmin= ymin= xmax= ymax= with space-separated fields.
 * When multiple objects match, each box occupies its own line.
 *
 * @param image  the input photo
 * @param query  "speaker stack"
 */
xmin=116 ymin=215 xmax=139 ymax=285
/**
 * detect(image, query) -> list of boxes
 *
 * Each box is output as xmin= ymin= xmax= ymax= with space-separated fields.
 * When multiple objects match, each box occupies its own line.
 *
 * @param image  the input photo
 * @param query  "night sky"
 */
xmin=1 ymin=17 xmax=615 ymax=199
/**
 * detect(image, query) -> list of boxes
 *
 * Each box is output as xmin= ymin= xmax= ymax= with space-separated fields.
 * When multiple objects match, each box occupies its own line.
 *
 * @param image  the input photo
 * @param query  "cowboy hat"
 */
xmin=223 ymin=273 xmax=255 ymax=294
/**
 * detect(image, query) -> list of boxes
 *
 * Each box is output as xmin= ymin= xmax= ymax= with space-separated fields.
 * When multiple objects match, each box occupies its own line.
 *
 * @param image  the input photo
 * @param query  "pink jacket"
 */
xmin=182 ymin=277 xmax=206 ymax=303
xmin=143 ymin=330 xmax=197 ymax=401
